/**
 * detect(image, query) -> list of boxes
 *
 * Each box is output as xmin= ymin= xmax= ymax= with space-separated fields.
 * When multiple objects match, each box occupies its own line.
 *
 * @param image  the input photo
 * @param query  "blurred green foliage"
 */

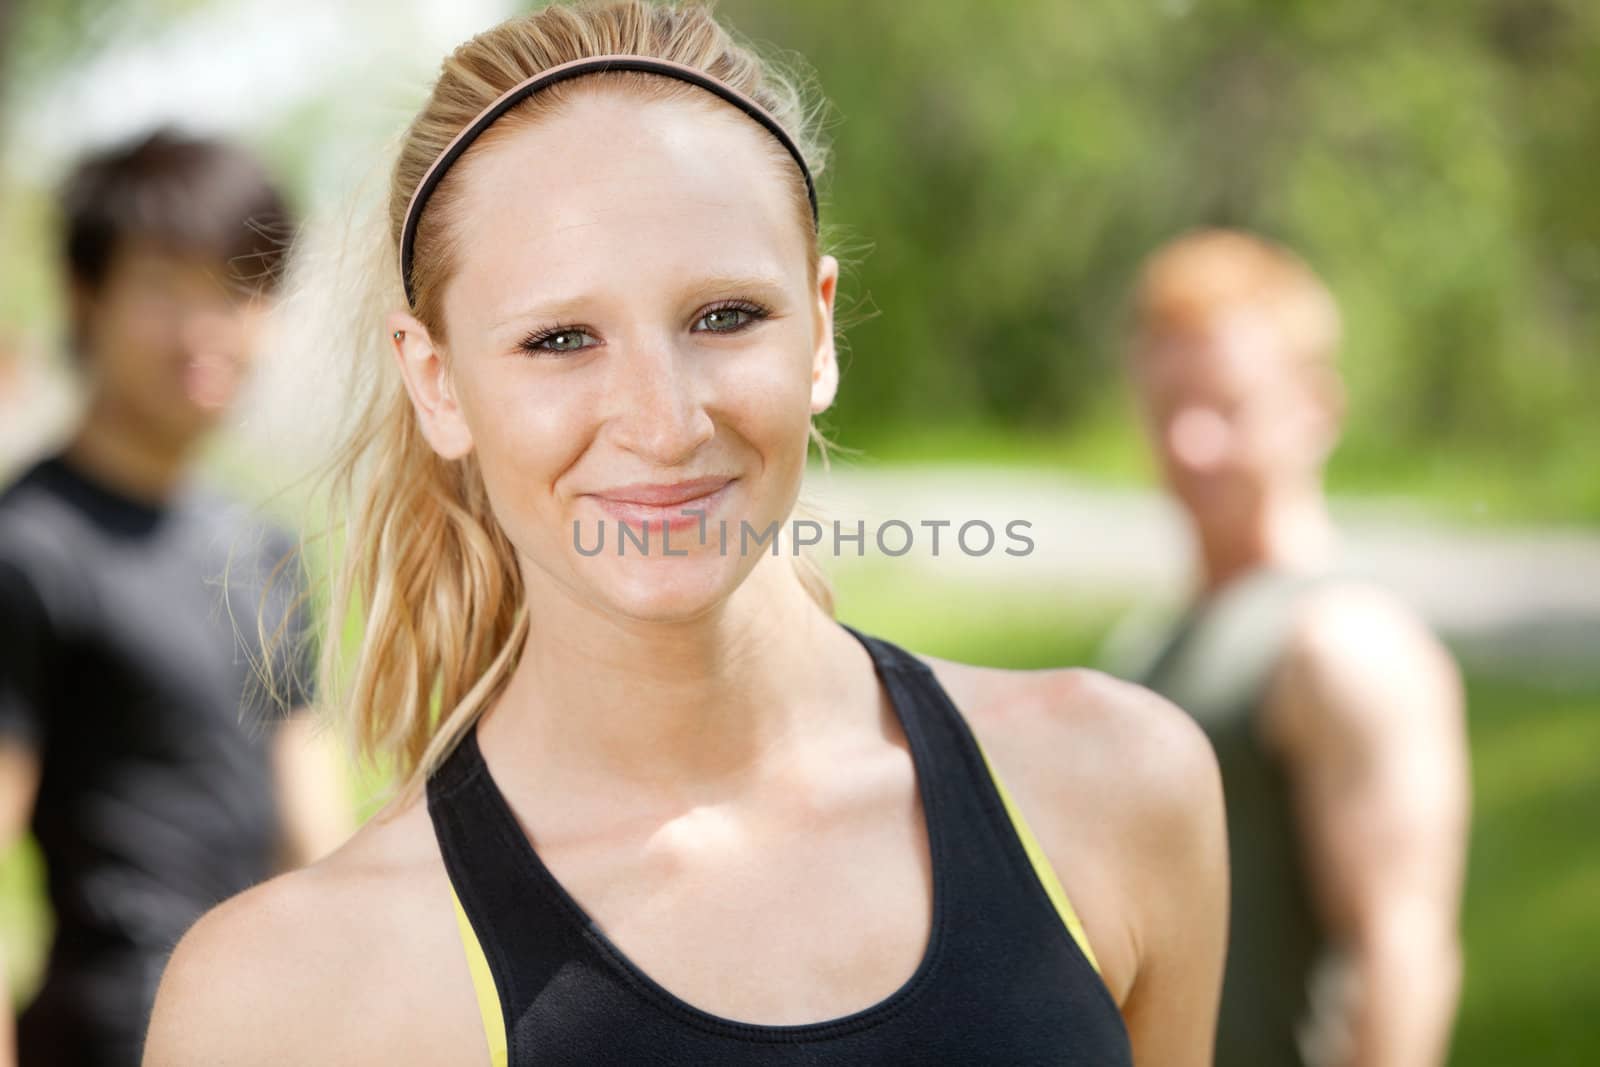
xmin=715 ymin=0 xmax=1600 ymax=519
xmin=0 ymin=0 xmax=212 ymax=89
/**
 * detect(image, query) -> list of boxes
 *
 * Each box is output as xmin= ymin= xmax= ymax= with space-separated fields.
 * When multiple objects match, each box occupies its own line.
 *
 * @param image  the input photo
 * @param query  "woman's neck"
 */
xmin=480 ymin=554 xmax=865 ymax=803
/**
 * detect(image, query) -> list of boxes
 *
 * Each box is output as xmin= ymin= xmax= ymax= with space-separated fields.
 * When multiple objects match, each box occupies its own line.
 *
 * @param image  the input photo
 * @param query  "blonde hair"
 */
xmin=1131 ymin=228 xmax=1343 ymax=370
xmin=282 ymin=0 xmax=842 ymax=798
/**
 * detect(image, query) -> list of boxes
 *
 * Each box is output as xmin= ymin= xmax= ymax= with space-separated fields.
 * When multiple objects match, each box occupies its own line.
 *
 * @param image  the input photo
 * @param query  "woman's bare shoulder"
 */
xmin=143 ymin=864 xmax=356 ymax=1065
xmin=918 ymin=653 xmax=1218 ymax=807
xmin=142 ymin=794 xmax=484 ymax=1066
xmin=916 ymin=653 xmax=1225 ymax=1003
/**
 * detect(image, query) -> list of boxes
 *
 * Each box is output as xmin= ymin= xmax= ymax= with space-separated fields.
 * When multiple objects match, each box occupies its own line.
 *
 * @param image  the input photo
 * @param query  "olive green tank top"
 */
xmin=1134 ymin=566 xmax=1341 ymax=1067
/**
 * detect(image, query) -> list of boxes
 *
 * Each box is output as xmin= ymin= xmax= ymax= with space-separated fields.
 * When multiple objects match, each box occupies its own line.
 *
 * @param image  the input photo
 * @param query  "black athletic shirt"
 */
xmin=0 ymin=454 xmax=315 ymax=1066
xmin=426 ymin=622 xmax=1133 ymax=1066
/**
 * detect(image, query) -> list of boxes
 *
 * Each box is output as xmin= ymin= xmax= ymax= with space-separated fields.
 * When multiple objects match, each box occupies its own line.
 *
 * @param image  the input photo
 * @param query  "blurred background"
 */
xmin=0 ymin=0 xmax=1595 ymax=1063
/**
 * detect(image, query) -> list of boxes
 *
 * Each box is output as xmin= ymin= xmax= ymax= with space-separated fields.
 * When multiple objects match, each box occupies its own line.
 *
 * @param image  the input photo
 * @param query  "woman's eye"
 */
xmin=522 ymin=329 xmax=597 ymax=354
xmin=696 ymin=305 xmax=764 ymax=333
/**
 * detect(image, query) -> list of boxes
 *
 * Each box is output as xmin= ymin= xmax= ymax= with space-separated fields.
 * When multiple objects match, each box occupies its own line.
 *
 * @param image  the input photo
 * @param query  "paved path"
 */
xmin=804 ymin=464 xmax=1600 ymax=683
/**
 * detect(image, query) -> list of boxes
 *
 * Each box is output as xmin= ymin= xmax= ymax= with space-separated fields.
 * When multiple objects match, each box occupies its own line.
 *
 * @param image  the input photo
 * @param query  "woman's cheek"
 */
xmin=712 ymin=342 xmax=813 ymax=446
xmin=464 ymin=372 xmax=587 ymax=543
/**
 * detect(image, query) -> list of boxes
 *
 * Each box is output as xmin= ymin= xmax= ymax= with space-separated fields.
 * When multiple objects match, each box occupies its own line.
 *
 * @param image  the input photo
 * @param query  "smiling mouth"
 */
xmin=585 ymin=477 xmax=737 ymax=535
xmin=592 ymin=476 xmax=734 ymax=506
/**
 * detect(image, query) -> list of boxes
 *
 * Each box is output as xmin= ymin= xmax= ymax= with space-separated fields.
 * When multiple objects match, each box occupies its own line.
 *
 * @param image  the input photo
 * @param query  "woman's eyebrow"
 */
xmin=488 ymin=272 xmax=791 ymax=331
xmin=686 ymin=271 xmax=788 ymax=296
xmin=488 ymin=297 xmax=591 ymax=332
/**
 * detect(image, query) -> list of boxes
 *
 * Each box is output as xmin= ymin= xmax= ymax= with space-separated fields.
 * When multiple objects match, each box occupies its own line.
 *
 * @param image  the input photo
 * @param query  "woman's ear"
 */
xmin=810 ymin=255 xmax=840 ymax=415
xmin=386 ymin=311 xmax=474 ymax=460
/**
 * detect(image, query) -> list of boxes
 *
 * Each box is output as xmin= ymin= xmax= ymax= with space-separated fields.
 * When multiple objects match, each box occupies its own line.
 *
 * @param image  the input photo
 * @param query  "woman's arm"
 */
xmin=1110 ymin=683 xmax=1230 ymax=1065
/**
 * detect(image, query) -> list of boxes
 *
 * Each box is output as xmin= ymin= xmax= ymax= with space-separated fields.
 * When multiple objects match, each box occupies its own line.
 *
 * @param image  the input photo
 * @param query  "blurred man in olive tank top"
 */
xmin=1112 ymin=229 xmax=1470 ymax=1067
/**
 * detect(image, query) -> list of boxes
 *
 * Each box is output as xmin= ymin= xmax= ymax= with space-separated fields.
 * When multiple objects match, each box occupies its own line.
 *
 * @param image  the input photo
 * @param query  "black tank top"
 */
xmin=425 ymin=622 xmax=1132 ymax=1065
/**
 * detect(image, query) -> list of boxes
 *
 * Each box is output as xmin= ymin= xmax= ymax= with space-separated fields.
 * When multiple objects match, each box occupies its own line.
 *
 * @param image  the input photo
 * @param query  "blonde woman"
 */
xmin=145 ymin=3 xmax=1226 ymax=1064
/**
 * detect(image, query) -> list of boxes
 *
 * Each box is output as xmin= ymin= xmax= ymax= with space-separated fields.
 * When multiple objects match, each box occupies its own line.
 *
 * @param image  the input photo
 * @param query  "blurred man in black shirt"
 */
xmin=0 ymin=129 xmax=352 ymax=1067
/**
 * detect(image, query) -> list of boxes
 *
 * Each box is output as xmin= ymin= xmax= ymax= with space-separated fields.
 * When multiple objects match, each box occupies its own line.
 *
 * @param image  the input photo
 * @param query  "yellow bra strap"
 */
xmin=974 ymin=740 xmax=1104 ymax=976
xmin=450 ymin=883 xmax=510 ymax=1067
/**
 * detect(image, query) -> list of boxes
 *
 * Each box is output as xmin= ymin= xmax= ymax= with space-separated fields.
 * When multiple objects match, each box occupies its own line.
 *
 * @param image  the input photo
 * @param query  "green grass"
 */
xmin=5 ymin=567 xmax=1596 ymax=1064
xmin=1451 ymin=679 xmax=1600 ymax=1066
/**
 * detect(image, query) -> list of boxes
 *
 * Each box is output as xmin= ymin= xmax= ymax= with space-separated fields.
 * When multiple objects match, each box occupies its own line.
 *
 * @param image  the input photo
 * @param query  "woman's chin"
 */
xmin=585 ymin=552 xmax=751 ymax=623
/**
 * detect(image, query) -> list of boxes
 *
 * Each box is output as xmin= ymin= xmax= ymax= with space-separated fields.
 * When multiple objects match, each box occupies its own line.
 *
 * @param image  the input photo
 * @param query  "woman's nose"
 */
xmin=602 ymin=339 xmax=715 ymax=465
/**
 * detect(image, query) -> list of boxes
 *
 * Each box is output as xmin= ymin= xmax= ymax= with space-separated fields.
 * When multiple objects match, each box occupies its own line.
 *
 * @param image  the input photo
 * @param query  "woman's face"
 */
xmin=392 ymin=89 xmax=838 ymax=623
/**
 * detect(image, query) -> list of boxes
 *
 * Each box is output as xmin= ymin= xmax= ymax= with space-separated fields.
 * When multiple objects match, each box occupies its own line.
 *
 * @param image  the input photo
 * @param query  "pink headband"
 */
xmin=399 ymin=53 xmax=819 ymax=307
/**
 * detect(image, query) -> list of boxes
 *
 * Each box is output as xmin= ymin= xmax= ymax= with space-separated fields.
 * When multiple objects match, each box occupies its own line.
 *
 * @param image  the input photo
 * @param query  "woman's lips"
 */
xmin=586 ymin=477 xmax=737 ymax=541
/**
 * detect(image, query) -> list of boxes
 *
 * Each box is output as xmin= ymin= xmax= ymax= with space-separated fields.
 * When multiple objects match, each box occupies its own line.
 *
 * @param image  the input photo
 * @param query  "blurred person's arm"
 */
xmin=0 ymin=746 xmax=41 ymax=1067
xmin=268 ymin=710 xmax=354 ymax=869
xmin=1263 ymin=584 xmax=1470 ymax=1067
xmin=0 ymin=559 xmax=50 ymax=1067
